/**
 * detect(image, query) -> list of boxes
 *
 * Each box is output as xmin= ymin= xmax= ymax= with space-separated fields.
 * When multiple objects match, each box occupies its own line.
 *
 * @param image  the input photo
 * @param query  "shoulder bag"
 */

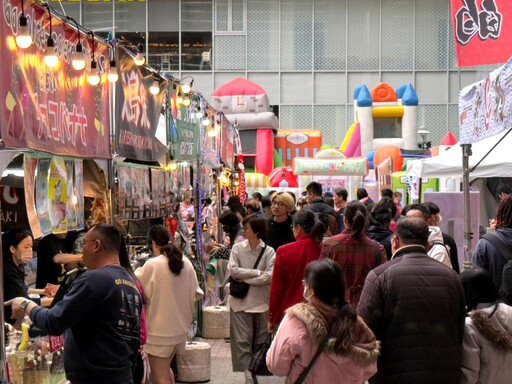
xmin=229 ymin=245 xmax=266 ymax=299
xmin=293 ymin=333 xmax=329 ymax=384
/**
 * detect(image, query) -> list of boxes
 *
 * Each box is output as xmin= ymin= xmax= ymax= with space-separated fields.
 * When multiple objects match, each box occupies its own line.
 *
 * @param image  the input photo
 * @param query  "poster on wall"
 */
xmin=64 ymin=160 xmax=84 ymax=231
xmin=74 ymin=160 xmax=85 ymax=229
xmin=49 ymin=158 xmax=68 ymax=233
xmin=0 ymin=0 xmax=111 ymax=158
xmin=173 ymin=120 xmax=198 ymax=162
xmin=24 ymin=156 xmax=42 ymax=238
xmin=35 ymin=158 xmax=53 ymax=236
xmin=151 ymin=168 xmax=166 ymax=217
xmin=117 ymin=166 xmax=133 ymax=220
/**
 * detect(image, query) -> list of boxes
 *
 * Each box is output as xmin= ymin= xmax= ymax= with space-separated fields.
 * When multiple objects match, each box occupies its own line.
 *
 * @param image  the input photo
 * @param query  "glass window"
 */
xmin=182 ymin=0 xmax=212 ymax=70
xmin=373 ymin=118 xmax=402 ymax=139
xmin=82 ymin=2 xmax=113 ymax=36
xmin=215 ymin=0 xmax=246 ymax=32
xmin=148 ymin=0 xmax=179 ymax=72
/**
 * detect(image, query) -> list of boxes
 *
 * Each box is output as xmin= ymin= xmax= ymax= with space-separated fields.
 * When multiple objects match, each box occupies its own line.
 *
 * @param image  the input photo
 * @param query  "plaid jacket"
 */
xmin=320 ymin=232 xmax=386 ymax=308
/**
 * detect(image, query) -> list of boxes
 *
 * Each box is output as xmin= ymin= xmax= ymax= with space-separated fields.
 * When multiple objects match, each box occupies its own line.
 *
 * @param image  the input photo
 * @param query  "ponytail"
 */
xmin=293 ymin=210 xmax=327 ymax=243
xmin=344 ymin=201 xmax=368 ymax=238
xmin=161 ymin=244 xmax=184 ymax=276
xmin=330 ymin=301 xmax=358 ymax=355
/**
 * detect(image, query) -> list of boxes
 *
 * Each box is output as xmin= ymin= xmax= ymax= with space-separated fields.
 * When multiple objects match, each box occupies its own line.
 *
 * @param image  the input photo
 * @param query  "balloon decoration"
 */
xmin=373 ymin=145 xmax=403 ymax=173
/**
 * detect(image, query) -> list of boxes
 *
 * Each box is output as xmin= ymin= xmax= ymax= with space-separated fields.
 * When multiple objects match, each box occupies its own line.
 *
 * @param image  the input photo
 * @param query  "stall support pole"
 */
xmin=0 ymin=211 xmax=8 ymax=383
xmin=462 ymin=143 xmax=473 ymax=271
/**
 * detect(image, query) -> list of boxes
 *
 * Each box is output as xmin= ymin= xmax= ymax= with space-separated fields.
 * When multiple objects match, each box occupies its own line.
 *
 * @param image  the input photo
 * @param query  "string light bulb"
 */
xmin=88 ymin=32 xmax=100 ymax=86
xmin=44 ymin=38 xmax=58 ymax=67
xmin=150 ymin=80 xmax=160 ymax=95
xmin=108 ymin=60 xmax=118 ymax=83
xmin=202 ymin=112 xmax=211 ymax=126
xmin=194 ymin=105 xmax=203 ymax=119
xmin=16 ymin=2 xmax=32 ymax=49
xmin=176 ymin=90 xmax=183 ymax=104
xmin=169 ymin=160 xmax=178 ymax=171
xmin=183 ymin=96 xmax=191 ymax=106
xmin=72 ymin=42 xmax=86 ymax=70
xmin=88 ymin=61 xmax=100 ymax=86
xmin=134 ymin=43 xmax=145 ymax=66
xmin=43 ymin=5 xmax=58 ymax=67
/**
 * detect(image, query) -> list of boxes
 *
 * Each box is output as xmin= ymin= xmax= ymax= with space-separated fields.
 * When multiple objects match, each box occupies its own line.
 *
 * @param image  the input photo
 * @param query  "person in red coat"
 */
xmin=321 ymin=201 xmax=387 ymax=308
xmin=268 ymin=210 xmax=326 ymax=333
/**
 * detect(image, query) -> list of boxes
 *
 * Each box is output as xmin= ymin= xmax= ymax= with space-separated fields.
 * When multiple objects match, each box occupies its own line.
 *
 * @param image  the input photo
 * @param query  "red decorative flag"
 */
xmin=450 ymin=0 xmax=512 ymax=66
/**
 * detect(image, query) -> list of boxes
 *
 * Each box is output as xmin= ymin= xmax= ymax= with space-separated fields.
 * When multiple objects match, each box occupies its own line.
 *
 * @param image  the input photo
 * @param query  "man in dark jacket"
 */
xmin=6 ymin=224 xmax=142 ymax=384
xmin=303 ymin=182 xmax=341 ymax=235
xmin=357 ymin=217 xmax=465 ymax=384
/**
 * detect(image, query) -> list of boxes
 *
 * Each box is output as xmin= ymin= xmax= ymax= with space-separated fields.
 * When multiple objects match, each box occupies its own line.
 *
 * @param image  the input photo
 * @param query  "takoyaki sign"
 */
xmin=0 ymin=0 xmax=111 ymax=158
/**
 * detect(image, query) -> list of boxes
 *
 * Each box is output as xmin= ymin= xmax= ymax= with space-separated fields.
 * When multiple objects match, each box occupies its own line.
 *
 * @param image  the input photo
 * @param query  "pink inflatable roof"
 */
xmin=211 ymin=77 xmax=267 ymax=97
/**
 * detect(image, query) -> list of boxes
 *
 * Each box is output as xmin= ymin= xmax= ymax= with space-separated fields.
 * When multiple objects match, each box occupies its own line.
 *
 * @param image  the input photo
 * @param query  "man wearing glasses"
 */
xmin=6 ymin=224 xmax=142 ymax=384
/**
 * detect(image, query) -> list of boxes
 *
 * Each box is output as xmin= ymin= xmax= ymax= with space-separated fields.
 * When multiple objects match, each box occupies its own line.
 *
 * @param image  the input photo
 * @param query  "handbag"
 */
xmin=229 ymin=246 xmax=266 ymax=299
xmin=249 ymin=334 xmax=273 ymax=376
xmin=294 ymin=333 xmax=329 ymax=384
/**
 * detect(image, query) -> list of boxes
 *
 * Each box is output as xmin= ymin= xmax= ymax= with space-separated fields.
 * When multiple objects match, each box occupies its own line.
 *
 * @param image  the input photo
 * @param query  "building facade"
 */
xmin=58 ymin=0 xmax=497 ymax=148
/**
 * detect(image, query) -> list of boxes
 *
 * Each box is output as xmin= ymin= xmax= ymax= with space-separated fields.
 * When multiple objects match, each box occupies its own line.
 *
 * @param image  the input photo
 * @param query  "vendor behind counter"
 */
xmin=2 ymin=229 xmax=36 ymax=325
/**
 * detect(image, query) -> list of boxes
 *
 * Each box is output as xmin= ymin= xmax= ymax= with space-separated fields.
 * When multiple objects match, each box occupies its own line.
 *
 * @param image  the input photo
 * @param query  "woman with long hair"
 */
xmin=320 ymin=201 xmax=386 ymax=307
xmin=267 ymin=259 xmax=379 ymax=383
xmin=268 ymin=210 xmax=325 ymax=332
xmin=135 ymin=225 xmax=203 ymax=384
xmin=226 ymin=195 xmax=247 ymax=221
xmin=3 ymin=229 xmax=34 ymax=325
xmin=227 ymin=214 xmax=276 ymax=384
xmin=460 ymin=268 xmax=512 ymax=383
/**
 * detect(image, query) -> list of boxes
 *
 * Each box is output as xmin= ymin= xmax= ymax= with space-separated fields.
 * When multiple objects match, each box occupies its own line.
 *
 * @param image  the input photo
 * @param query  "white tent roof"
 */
xmin=407 ymin=128 xmax=512 ymax=179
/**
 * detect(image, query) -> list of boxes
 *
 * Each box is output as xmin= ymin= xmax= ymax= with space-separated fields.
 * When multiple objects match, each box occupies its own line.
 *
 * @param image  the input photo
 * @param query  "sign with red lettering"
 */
xmin=0 ymin=0 xmax=111 ymax=158
xmin=115 ymin=47 xmax=167 ymax=162
xmin=49 ymin=335 xmax=64 ymax=353
xmin=451 ymin=0 xmax=512 ymax=66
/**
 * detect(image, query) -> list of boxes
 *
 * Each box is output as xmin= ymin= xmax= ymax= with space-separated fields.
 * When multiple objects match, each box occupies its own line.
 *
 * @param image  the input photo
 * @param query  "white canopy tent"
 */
xmin=407 ymin=128 xmax=512 ymax=179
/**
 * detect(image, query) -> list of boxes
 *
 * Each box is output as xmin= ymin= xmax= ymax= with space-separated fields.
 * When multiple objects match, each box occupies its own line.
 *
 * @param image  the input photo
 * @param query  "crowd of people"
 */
xmin=219 ymin=182 xmax=512 ymax=384
xmin=3 ymin=182 xmax=512 ymax=383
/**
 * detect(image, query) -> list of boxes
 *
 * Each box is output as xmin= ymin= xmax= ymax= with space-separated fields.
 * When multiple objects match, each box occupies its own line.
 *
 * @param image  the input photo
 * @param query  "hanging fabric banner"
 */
xmin=450 ymin=0 xmax=512 ymax=66
xmin=459 ymin=58 xmax=512 ymax=143
xmin=173 ymin=120 xmax=198 ymax=161
xmin=35 ymin=158 xmax=53 ymax=236
xmin=115 ymin=47 xmax=168 ymax=162
xmin=0 ymin=0 xmax=111 ymax=158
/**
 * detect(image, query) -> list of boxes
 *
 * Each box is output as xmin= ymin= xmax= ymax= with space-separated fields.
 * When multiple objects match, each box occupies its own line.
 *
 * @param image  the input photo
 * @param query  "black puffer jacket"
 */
xmin=366 ymin=226 xmax=393 ymax=260
xmin=357 ymin=245 xmax=466 ymax=384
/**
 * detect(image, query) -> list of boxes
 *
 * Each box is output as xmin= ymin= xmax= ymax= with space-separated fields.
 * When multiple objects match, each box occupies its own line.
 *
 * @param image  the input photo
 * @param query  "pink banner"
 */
xmin=451 ymin=0 xmax=512 ymax=66
xmin=1 ymin=0 xmax=111 ymax=158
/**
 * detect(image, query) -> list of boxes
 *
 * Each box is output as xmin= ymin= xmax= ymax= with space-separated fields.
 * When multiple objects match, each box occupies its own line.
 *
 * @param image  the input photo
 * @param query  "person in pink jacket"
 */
xmin=266 ymin=258 xmax=379 ymax=384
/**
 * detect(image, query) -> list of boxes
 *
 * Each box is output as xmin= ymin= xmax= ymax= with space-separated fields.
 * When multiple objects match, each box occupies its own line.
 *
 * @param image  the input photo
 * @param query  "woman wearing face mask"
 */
xmin=266 ymin=258 xmax=379 ymax=383
xmin=268 ymin=210 xmax=325 ymax=333
xmin=135 ymin=225 xmax=203 ymax=384
xmin=2 ymin=229 xmax=34 ymax=325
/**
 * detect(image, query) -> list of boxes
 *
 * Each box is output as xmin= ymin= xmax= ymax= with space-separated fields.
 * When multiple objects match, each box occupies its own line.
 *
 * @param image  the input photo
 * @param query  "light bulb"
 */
xmin=16 ymin=14 xmax=32 ymax=48
xmin=183 ymin=97 xmax=191 ymax=106
xmin=207 ymin=126 xmax=217 ymax=137
xmin=150 ymin=80 xmax=160 ymax=95
xmin=88 ymin=61 xmax=100 ymax=86
xmin=181 ymin=83 xmax=191 ymax=94
xmin=134 ymin=44 xmax=145 ymax=66
xmin=169 ymin=161 xmax=178 ymax=171
xmin=176 ymin=91 xmax=183 ymax=104
xmin=202 ymin=117 xmax=211 ymax=126
xmin=195 ymin=109 xmax=203 ymax=119
xmin=72 ymin=42 xmax=86 ymax=70
xmin=107 ymin=60 xmax=118 ymax=83
xmin=44 ymin=37 xmax=58 ymax=67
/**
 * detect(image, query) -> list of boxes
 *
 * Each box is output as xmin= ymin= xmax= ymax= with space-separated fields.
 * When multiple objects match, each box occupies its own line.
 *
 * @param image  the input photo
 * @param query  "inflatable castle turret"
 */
xmin=343 ymin=83 xmax=418 ymax=157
